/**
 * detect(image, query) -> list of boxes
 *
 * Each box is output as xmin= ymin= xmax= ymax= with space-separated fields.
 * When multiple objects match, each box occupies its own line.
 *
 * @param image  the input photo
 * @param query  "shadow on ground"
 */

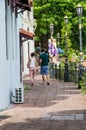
xmin=0 ymin=110 xmax=86 ymax=130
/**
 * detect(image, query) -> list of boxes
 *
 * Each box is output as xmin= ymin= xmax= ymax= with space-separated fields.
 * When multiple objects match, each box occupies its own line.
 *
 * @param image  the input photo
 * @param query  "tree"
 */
xmin=33 ymin=0 xmax=86 ymax=52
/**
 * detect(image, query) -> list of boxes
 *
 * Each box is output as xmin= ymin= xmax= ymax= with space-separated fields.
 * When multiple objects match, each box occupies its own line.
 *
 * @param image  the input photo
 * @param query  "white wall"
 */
xmin=0 ymin=0 xmax=23 ymax=110
xmin=22 ymin=8 xmax=35 ymax=76
xmin=29 ymin=7 xmax=35 ymax=53
xmin=0 ymin=0 xmax=10 ymax=110
xmin=0 ymin=1 xmax=34 ymax=110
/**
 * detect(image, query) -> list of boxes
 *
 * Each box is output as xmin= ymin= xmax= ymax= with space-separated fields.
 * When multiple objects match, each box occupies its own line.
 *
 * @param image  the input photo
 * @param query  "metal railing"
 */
xmin=49 ymin=61 xmax=86 ymax=92
xmin=49 ymin=62 xmax=79 ymax=82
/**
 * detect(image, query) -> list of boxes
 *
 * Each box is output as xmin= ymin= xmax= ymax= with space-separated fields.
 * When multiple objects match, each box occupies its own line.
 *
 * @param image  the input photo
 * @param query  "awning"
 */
xmin=19 ymin=29 xmax=34 ymax=42
xmin=15 ymin=0 xmax=31 ymax=11
xmin=9 ymin=0 xmax=33 ymax=15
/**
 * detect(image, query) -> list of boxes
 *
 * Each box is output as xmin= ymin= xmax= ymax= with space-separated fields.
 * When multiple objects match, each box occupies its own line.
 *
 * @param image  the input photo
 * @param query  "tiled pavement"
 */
xmin=0 ymin=72 xmax=86 ymax=130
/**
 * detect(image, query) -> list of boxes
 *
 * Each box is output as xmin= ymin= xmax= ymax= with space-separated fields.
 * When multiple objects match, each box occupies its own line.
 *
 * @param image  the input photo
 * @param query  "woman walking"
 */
xmin=27 ymin=52 xmax=37 ymax=86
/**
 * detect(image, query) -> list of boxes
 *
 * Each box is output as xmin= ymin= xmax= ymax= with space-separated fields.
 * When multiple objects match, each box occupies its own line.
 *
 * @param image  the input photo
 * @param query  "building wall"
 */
xmin=22 ymin=7 xmax=35 ymax=76
xmin=0 ymin=0 xmax=23 ymax=110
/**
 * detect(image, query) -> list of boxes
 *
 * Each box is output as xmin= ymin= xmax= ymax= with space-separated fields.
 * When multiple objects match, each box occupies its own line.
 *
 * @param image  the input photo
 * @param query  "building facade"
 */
xmin=0 ymin=0 xmax=34 ymax=110
xmin=21 ymin=5 xmax=35 ymax=76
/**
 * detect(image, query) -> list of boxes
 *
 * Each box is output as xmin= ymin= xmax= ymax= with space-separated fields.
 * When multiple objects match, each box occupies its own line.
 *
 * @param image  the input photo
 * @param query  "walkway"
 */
xmin=0 ymin=72 xmax=86 ymax=130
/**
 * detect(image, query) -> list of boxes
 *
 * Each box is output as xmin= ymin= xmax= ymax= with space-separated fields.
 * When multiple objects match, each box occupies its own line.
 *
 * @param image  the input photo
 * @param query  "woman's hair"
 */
xmin=31 ymin=52 xmax=35 ymax=57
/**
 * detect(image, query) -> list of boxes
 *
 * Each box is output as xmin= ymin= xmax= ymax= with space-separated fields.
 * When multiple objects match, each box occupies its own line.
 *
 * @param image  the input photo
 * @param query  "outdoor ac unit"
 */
xmin=14 ymin=87 xmax=24 ymax=103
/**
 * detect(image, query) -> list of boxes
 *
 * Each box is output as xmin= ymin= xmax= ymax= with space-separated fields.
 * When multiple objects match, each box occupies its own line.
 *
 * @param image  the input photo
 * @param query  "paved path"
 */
xmin=0 ymin=73 xmax=86 ymax=130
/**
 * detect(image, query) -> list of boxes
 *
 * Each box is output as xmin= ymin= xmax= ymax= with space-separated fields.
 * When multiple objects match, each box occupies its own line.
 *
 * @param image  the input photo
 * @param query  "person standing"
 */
xmin=27 ymin=52 xmax=37 ymax=86
xmin=39 ymin=48 xmax=50 ymax=85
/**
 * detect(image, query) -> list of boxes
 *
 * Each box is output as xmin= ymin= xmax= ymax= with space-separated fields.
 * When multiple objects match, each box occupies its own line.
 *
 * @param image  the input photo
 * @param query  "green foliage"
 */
xmin=24 ymin=85 xmax=30 ymax=91
xmin=79 ymin=72 xmax=86 ymax=94
xmin=33 ymin=0 xmax=86 ymax=52
xmin=83 ymin=55 xmax=86 ymax=60
xmin=67 ymin=48 xmax=75 ymax=61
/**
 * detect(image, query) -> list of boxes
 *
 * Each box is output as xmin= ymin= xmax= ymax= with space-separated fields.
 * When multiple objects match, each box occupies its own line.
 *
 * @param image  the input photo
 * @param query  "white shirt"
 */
xmin=29 ymin=57 xmax=36 ymax=67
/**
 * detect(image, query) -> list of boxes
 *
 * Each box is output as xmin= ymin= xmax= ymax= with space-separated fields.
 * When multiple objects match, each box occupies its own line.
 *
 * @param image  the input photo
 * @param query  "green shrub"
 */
xmin=24 ymin=85 xmax=30 ymax=91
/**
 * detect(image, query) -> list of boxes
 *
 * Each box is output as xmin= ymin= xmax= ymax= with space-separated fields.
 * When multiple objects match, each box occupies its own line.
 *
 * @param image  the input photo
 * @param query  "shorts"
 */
xmin=40 ymin=65 xmax=49 ymax=75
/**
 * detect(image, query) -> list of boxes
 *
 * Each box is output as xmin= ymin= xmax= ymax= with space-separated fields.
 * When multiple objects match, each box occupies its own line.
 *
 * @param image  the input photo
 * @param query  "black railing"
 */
xmin=49 ymin=62 xmax=78 ymax=82
xmin=49 ymin=61 xmax=86 ymax=93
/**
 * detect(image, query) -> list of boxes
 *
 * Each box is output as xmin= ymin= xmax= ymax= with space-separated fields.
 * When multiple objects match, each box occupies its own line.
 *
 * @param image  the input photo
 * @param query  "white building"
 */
xmin=0 ymin=0 xmax=34 ymax=110
xmin=21 ymin=3 xmax=35 ymax=76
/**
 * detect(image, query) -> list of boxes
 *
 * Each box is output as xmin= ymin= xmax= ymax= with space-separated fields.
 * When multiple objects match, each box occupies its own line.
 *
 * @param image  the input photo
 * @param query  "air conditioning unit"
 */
xmin=13 ymin=87 xmax=24 ymax=103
